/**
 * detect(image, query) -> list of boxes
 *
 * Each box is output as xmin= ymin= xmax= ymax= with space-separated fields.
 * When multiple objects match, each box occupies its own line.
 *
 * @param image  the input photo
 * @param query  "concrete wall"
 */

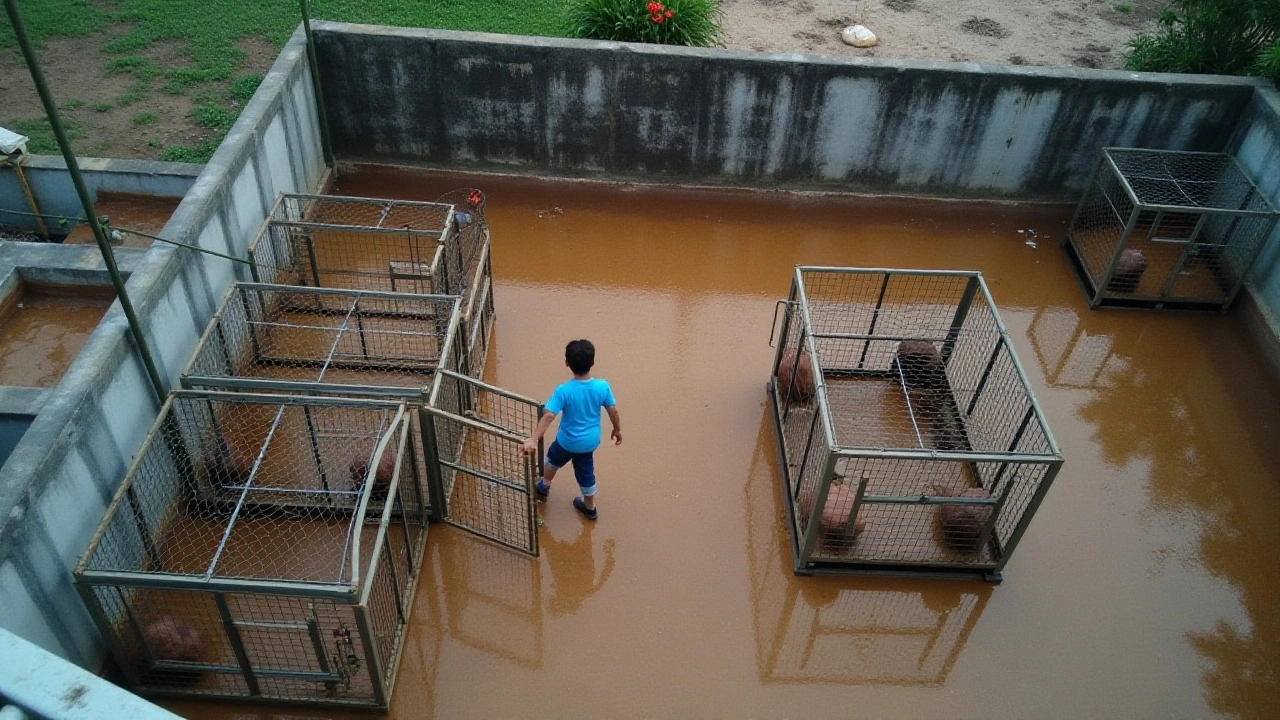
xmin=1228 ymin=87 xmax=1280 ymax=374
xmin=0 ymin=158 xmax=201 ymax=234
xmin=0 ymin=27 xmax=325 ymax=667
xmin=313 ymin=23 xmax=1263 ymax=201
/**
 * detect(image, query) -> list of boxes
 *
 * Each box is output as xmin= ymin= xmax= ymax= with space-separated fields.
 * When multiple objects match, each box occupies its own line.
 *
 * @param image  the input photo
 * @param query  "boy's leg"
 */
xmin=571 ymin=452 xmax=597 ymax=511
xmin=540 ymin=441 xmax=569 ymax=496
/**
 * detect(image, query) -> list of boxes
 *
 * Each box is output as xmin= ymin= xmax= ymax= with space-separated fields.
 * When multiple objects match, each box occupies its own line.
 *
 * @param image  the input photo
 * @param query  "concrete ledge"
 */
xmin=0 ymin=388 xmax=48 ymax=417
xmin=313 ymin=22 xmax=1263 ymax=201
xmin=0 ymin=157 xmax=201 ymax=234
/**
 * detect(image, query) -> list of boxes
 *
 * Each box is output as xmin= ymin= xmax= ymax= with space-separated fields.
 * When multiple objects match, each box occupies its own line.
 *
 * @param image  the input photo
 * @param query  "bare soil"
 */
xmin=721 ymin=0 xmax=1164 ymax=68
xmin=0 ymin=1 xmax=1163 ymax=162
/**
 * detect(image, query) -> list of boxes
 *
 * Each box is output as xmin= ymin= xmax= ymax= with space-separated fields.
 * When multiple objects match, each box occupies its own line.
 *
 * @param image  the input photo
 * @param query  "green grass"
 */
xmin=228 ymin=72 xmax=264 ymax=103
xmin=132 ymin=111 xmax=157 ymax=126
xmin=93 ymin=101 xmax=113 ymax=113
xmin=191 ymin=103 xmax=237 ymax=132
xmin=10 ymin=116 xmax=82 ymax=155
xmin=1114 ymin=3 xmax=1133 ymax=12
xmin=160 ymin=137 xmax=223 ymax=163
xmin=64 ymin=98 xmax=85 ymax=110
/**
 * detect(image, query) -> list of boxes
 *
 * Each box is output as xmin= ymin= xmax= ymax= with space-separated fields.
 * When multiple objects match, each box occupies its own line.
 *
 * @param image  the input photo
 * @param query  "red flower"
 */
xmin=665 ymin=9 xmax=674 ymax=17
xmin=650 ymin=14 xmax=663 ymax=22
xmin=467 ymin=189 xmax=484 ymax=206
xmin=647 ymin=2 xmax=661 ymax=12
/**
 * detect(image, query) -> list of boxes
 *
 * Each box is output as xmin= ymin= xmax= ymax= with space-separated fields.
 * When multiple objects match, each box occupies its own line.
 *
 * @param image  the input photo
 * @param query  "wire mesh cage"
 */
xmin=73 ymin=391 xmax=426 ymax=709
xmin=424 ymin=370 xmax=543 ymax=557
xmin=248 ymin=193 xmax=466 ymax=296
xmin=1065 ymin=148 xmax=1280 ymax=311
xmin=768 ymin=267 xmax=1063 ymax=580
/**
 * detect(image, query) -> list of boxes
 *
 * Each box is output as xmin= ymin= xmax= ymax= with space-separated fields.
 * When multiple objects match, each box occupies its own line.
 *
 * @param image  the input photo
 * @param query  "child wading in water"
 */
xmin=520 ymin=339 xmax=622 ymax=520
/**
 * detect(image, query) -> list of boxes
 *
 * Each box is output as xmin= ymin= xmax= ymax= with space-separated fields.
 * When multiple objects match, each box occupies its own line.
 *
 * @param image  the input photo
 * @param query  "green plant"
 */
xmin=1124 ymin=0 xmax=1280 ymax=77
xmin=132 ymin=111 xmax=157 ymax=126
xmin=11 ymin=116 xmax=82 ymax=155
xmin=191 ymin=103 xmax=236 ymax=132
xmin=1255 ymin=38 xmax=1280 ymax=81
xmin=160 ymin=137 xmax=223 ymax=163
xmin=94 ymin=102 xmax=113 ymax=113
xmin=64 ymin=98 xmax=85 ymax=110
xmin=567 ymin=0 xmax=724 ymax=46
xmin=1114 ymin=3 xmax=1134 ymax=13
xmin=228 ymin=72 xmax=264 ymax=103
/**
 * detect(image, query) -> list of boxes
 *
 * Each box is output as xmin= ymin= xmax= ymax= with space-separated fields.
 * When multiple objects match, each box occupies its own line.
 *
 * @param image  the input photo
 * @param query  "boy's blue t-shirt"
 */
xmin=545 ymin=378 xmax=616 ymax=453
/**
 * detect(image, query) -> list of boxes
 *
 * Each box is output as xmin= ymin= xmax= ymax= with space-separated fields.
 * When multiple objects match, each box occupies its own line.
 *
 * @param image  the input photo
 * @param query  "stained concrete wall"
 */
xmin=313 ymin=23 xmax=1262 ymax=201
xmin=0 ymin=158 xmax=201 ymax=235
xmin=0 ymin=27 xmax=325 ymax=667
xmin=1228 ymin=87 xmax=1280 ymax=374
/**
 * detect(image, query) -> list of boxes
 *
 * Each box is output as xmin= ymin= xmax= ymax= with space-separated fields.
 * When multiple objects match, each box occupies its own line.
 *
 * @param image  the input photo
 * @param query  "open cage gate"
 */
xmin=768 ymin=268 xmax=1063 ymax=581
xmin=1065 ymin=148 xmax=1279 ymax=311
xmin=73 ymin=392 xmax=426 ymax=709
xmin=247 ymin=192 xmax=496 ymax=378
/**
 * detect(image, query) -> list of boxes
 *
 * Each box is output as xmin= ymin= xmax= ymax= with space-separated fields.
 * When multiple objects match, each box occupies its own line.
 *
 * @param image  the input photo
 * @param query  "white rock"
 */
xmin=842 ymin=25 xmax=877 ymax=48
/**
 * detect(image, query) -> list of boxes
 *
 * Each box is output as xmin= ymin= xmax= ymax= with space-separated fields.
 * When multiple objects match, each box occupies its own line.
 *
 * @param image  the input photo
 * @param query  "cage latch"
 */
xmin=769 ymin=300 xmax=797 ymax=347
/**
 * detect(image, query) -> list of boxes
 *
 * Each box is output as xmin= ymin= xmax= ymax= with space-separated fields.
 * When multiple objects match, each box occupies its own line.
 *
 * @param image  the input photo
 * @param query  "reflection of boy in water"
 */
xmin=545 ymin=523 xmax=616 ymax=616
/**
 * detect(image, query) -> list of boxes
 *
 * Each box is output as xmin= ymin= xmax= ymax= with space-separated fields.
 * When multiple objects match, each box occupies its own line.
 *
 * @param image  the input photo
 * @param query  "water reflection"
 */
xmin=543 ymin=521 xmax=616 ymax=617
xmin=433 ymin=529 xmax=543 ymax=669
xmin=1032 ymin=302 xmax=1280 ymax=719
xmin=745 ymin=410 xmax=989 ymax=686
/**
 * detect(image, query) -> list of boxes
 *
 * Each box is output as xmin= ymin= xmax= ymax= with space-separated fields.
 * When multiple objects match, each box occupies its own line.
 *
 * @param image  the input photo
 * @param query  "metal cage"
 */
xmin=247 ymin=192 xmax=495 ymax=378
xmin=768 ymin=267 xmax=1063 ymax=580
xmin=73 ymin=391 xmax=426 ymax=709
xmin=1065 ymin=148 xmax=1280 ymax=311
xmin=248 ymin=193 xmax=466 ymax=296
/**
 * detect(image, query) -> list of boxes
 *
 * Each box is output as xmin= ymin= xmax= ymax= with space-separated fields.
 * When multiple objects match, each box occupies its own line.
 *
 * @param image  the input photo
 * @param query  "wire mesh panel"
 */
xmin=74 ymin=391 xmax=426 ymax=709
xmin=425 ymin=370 xmax=542 ymax=556
xmin=768 ymin=268 xmax=1063 ymax=580
xmin=248 ymin=194 xmax=466 ymax=296
xmin=1065 ymin=148 xmax=1280 ymax=311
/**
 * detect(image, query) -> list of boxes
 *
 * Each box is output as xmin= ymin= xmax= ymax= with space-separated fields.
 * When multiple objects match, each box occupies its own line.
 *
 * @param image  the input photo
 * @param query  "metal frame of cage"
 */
xmin=73 ymin=391 xmax=425 ymax=709
xmin=1064 ymin=148 xmax=1280 ymax=311
xmin=247 ymin=193 xmax=467 ymax=296
xmin=179 ymin=282 xmax=539 ymax=556
xmin=768 ymin=267 xmax=1063 ymax=581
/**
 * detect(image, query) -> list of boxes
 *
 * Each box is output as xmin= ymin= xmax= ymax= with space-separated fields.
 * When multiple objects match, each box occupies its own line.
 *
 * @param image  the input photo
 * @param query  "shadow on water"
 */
xmin=1031 ymin=302 xmax=1280 ymax=720
xmin=744 ymin=408 xmax=990 ymax=686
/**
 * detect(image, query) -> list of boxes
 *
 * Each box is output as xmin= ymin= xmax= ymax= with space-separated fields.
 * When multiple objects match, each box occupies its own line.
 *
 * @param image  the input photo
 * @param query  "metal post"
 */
xmin=420 ymin=409 xmax=447 ymax=522
xmin=797 ymin=451 xmax=839 ymax=568
xmin=941 ymin=276 xmax=979 ymax=366
xmin=213 ymin=593 xmax=261 ymax=696
xmin=299 ymin=0 xmax=334 ymax=166
xmin=4 ymin=0 xmax=166 ymax=404
xmin=856 ymin=272 xmax=890 ymax=369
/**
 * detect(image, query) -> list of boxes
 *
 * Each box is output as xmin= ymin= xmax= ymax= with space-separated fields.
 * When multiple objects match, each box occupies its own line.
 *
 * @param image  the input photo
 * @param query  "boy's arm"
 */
xmin=520 ymin=411 xmax=556 ymax=456
xmin=607 ymin=405 xmax=622 ymax=445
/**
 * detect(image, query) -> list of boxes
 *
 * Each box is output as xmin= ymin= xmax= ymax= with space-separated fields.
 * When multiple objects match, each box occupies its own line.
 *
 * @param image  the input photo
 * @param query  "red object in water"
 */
xmin=467 ymin=189 xmax=484 ymax=206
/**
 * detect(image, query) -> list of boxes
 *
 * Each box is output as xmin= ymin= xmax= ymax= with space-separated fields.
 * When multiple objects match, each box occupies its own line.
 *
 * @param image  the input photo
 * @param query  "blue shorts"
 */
xmin=545 ymin=440 xmax=597 ymax=496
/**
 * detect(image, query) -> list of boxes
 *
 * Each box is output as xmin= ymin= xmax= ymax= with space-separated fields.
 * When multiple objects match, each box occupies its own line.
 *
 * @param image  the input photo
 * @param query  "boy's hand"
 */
xmin=611 ymin=429 xmax=623 ymax=446
xmin=519 ymin=438 xmax=539 ymax=456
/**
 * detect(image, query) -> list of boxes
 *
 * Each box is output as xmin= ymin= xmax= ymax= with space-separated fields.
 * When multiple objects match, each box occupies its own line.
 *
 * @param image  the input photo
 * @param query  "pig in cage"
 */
xmin=1065 ymin=148 xmax=1279 ymax=311
xmin=248 ymin=193 xmax=467 ymax=296
xmin=768 ymin=267 xmax=1063 ymax=581
xmin=73 ymin=392 xmax=425 ymax=709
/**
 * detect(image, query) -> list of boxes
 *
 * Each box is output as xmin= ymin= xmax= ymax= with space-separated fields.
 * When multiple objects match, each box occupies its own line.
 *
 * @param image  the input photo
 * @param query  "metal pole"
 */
xmin=299 ymin=0 xmax=335 ymax=166
xmin=4 ymin=0 xmax=166 ymax=403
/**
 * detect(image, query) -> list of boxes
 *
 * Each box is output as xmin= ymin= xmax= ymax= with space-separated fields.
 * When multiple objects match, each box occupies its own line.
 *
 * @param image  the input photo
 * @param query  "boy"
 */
xmin=520 ymin=339 xmax=622 ymax=520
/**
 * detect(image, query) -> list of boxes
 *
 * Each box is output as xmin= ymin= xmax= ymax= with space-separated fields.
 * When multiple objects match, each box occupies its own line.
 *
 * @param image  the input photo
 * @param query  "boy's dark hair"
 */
xmin=566 ymin=339 xmax=595 ymax=375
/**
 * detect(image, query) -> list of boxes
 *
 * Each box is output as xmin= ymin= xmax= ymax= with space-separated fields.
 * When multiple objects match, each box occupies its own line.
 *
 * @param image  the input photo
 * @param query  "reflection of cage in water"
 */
xmin=1027 ymin=306 xmax=1128 ymax=390
xmin=745 ymin=414 xmax=988 ymax=684
xmin=73 ymin=392 xmax=425 ymax=709
xmin=769 ymin=268 xmax=1063 ymax=580
xmin=1065 ymin=149 xmax=1279 ymax=311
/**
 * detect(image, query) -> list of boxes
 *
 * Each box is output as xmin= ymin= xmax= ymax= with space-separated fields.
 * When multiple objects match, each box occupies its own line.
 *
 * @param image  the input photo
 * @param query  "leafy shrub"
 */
xmin=567 ymin=0 xmax=724 ymax=47
xmin=1124 ymin=0 xmax=1280 ymax=77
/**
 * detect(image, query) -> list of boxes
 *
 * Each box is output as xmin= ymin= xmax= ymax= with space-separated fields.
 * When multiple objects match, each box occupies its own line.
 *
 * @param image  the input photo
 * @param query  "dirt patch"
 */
xmin=961 ymin=18 xmax=1010 ymax=39
xmin=723 ymin=0 xmax=1160 ymax=63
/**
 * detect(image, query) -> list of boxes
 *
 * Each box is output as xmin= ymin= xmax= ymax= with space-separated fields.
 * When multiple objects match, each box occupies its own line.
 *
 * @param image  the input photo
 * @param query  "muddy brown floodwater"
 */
xmin=163 ymin=168 xmax=1280 ymax=719
xmin=64 ymin=192 xmax=181 ymax=249
xmin=0 ymin=283 xmax=114 ymax=386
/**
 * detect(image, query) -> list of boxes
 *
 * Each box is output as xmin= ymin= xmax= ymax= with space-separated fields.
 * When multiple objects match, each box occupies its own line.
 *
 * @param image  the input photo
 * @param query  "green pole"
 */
xmin=4 ymin=0 xmax=167 ymax=404
xmin=300 ymin=0 xmax=334 ymax=166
